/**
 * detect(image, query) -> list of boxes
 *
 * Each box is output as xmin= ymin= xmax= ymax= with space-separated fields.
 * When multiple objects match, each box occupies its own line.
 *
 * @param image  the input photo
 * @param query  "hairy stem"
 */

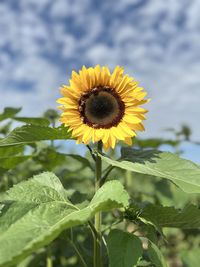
xmin=94 ymin=141 xmax=102 ymax=267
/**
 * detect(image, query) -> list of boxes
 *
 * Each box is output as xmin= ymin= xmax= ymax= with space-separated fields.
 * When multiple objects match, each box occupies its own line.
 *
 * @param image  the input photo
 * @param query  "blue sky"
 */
xmin=0 ymin=0 xmax=199 ymax=161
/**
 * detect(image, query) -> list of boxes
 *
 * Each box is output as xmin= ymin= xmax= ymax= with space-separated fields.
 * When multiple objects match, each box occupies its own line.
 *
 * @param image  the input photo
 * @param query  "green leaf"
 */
xmin=65 ymin=154 xmax=93 ymax=170
xmin=127 ymin=203 xmax=200 ymax=229
xmin=0 ymin=156 xmax=31 ymax=169
xmin=0 ymin=125 xmax=72 ymax=147
xmin=99 ymin=148 xmax=200 ymax=193
xmin=134 ymin=138 xmax=179 ymax=149
xmin=0 ymin=107 xmax=21 ymax=122
xmin=107 ymin=229 xmax=143 ymax=267
xmin=34 ymin=148 xmax=93 ymax=171
xmin=0 ymin=146 xmax=24 ymax=158
xmin=0 ymin=167 xmax=7 ymax=176
xmin=147 ymin=239 xmax=168 ymax=267
xmin=0 ymin=121 xmax=12 ymax=135
xmin=180 ymin=248 xmax=200 ymax=267
xmin=17 ymin=249 xmax=46 ymax=267
xmin=0 ymin=172 xmax=129 ymax=267
xmin=13 ymin=117 xmax=50 ymax=126
xmin=33 ymin=148 xmax=66 ymax=171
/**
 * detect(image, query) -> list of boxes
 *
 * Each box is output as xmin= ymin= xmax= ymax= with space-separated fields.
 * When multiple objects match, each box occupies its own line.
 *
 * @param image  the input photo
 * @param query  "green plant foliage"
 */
xmin=127 ymin=203 xmax=200 ymax=229
xmin=0 ymin=155 xmax=31 ymax=169
xmin=0 ymin=125 xmax=72 ymax=147
xmin=134 ymin=138 xmax=179 ymax=149
xmin=13 ymin=117 xmax=50 ymax=126
xmin=0 ymin=172 xmax=129 ymax=267
xmin=65 ymin=154 xmax=93 ymax=170
xmin=0 ymin=107 xmax=21 ymax=122
xmin=0 ymin=167 xmax=7 ymax=176
xmin=180 ymin=248 xmax=200 ymax=267
xmin=43 ymin=109 xmax=59 ymax=122
xmin=33 ymin=148 xmax=67 ymax=171
xmin=99 ymin=148 xmax=200 ymax=193
xmin=0 ymin=108 xmax=199 ymax=267
xmin=0 ymin=121 xmax=12 ymax=135
xmin=17 ymin=249 xmax=46 ymax=267
xmin=0 ymin=146 xmax=24 ymax=157
xmin=147 ymin=239 xmax=168 ymax=267
xmin=33 ymin=147 xmax=93 ymax=171
xmin=107 ymin=229 xmax=143 ymax=267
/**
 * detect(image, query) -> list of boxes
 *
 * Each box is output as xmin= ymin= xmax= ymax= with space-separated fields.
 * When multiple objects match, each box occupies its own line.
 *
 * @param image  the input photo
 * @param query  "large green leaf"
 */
xmin=0 ymin=172 xmax=129 ymax=267
xmin=99 ymin=148 xmax=200 ymax=193
xmin=13 ymin=117 xmax=50 ymax=126
xmin=0 ymin=125 xmax=72 ymax=147
xmin=0 ymin=107 xmax=21 ymax=122
xmin=127 ymin=203 xmax=200 ymax=229
xmin=107 ymin=229 xmax=142 ymax=267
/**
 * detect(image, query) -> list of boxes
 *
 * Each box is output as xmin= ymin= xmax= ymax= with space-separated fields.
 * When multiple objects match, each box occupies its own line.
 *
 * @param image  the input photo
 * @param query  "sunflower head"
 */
xmin=57 ymin=65 xmax=149 ymax=151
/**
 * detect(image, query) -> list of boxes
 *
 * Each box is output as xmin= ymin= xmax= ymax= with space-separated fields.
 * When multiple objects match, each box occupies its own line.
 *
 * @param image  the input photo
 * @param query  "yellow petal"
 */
xmin=118 ymin=122 xmax=135 ymax=136
xmin=123 ymin=115 xmax=142 ymax=124
xmin=109 ymin=133 xmax=116 ymax=149
xmin=125 ymin=107 xmax=148 ymax=114
xmin=88 ymin=67 xmax=96 ymax=88
xmin=111 ymin=127 xmax=125 ymax=140
xmin=109 ymin=66 xmax=124 ymax=87
xmin=72 ymin=124 xmax=87 ymax=136
xmin=82 ymin=127 xmax=92 ymax=144
xmin=102 ymin=130 xmax=110 ymax=144
xmin=60 ymin=86 xmax=81 ymax=99
xmin=94 ymin=65 xmax=101 ymax=86
xmin=79 ymin=66 xmax=89 ymax=90
xmin=101 ymin=66 xmax=110 ymax=85
xmin=115 ymin=75 xmax=134 ymax=94
xmin=124 ymin=137 xmax=132 ymax=146
xmin=103 ymin=141 xmax=110 ymax=151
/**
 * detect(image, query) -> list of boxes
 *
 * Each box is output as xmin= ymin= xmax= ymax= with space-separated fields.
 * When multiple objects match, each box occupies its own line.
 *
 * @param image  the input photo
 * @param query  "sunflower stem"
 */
xmin=94 ymin=141 xmax=103 ymax=267
xmin=86 ymin=145 xmax=96 ymax=161
xmin=100 ymin=166 xmax=115 ymax=186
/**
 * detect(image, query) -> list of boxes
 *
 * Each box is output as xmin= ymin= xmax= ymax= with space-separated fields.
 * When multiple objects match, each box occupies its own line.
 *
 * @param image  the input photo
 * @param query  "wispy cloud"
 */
xmin=0 ymin=0 xmax=199 ymax=141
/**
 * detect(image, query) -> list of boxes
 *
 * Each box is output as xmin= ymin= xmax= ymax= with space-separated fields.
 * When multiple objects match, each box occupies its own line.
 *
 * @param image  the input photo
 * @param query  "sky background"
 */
xmin=0 ymin=0 xmax=199 ymax=162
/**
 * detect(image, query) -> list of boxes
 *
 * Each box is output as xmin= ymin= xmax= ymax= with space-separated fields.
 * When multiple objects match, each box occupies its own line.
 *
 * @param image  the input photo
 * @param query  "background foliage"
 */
xmin=0 ymin=107 xmax=200 ymax=267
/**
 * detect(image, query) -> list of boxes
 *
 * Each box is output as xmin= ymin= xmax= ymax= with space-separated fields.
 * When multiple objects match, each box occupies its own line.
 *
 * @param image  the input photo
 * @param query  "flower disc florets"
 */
xmin=79 ymin=86 xmax=125 ymax=129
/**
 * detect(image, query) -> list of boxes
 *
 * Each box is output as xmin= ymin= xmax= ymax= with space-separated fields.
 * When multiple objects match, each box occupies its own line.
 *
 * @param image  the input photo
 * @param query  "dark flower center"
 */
xmin=87 ymin=94 xmax=115 ymax=119
xmin=78 ymin=86 xmax=125 ymax=129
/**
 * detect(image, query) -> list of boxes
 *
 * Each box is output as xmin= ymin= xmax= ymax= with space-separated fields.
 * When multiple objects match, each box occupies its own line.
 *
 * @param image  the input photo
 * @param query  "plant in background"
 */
xmin=0 ymin=66 xmax=200 ymax=267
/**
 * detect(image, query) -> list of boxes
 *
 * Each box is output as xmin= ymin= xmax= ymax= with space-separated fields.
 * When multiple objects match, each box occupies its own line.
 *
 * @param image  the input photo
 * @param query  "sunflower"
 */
xmin=57 ymin=65 xmax=149 ymax=151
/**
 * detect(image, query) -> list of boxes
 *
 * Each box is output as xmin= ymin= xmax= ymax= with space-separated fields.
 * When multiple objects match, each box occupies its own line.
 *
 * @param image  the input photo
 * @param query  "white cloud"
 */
xmin=0 ymin=0 xmax=199 ymax=143
xmin=50 ymin=0 xmax=90 ymax=18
